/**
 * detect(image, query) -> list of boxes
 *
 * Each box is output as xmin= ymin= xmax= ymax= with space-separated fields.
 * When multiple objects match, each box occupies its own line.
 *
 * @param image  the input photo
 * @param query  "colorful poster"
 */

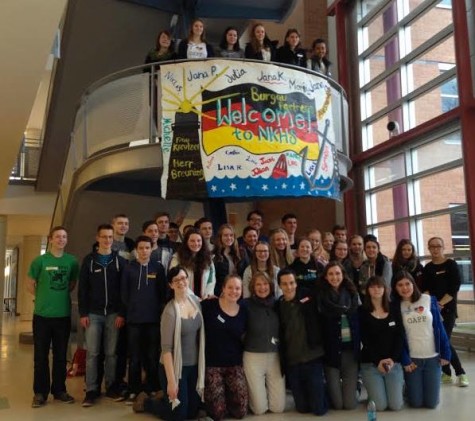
xmin=160 ymin=60 xmax=340 ymax=200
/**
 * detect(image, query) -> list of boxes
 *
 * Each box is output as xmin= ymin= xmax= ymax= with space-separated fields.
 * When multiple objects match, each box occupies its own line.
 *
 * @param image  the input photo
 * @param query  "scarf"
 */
xmin=320 ymin=285 xmax=357 ymax=317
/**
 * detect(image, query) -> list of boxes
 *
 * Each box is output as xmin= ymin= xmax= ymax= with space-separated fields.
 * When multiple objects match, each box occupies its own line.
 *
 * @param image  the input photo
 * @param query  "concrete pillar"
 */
xmin=17 ymin=235 xmax=42 ymax=322
xmin=0 ymin=215 xmax=6 ymax=335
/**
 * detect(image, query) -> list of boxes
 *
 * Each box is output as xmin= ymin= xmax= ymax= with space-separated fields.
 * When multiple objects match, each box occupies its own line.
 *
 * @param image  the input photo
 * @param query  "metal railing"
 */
xmin=9 ymin=137 xmax=43 ymax=184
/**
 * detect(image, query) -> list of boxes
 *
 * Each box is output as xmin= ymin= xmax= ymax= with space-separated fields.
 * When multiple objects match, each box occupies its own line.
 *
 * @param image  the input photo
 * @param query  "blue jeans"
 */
xmin=84 ymin=313 xmax=119 ymax=391
xmin=405 ymin=356 xmax=441 ymax=408
xmin=286 ymin=358 xmax=328 ymax=415
xmin=361 ymin=362 xmax=404 ymax=411
xmin=33 ymin=315 xmax=71 ymax=397
xmin=144 ymin=364 xmax=200 ymax=421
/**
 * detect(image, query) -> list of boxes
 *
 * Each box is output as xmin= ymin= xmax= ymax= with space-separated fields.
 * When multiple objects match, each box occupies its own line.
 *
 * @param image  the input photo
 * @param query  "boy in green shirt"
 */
xmin=27 ymin=226 xmax=79 ymax=408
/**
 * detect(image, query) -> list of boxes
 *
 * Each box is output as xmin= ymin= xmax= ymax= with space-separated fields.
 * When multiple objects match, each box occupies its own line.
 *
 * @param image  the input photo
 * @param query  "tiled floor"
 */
xmin=1 ymin=315 xmax=474 ymax=420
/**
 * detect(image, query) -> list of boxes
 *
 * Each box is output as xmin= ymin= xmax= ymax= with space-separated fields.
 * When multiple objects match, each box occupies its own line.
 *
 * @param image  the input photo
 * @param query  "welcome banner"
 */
xmin=160 ymin=60 xmax=340 ymax=200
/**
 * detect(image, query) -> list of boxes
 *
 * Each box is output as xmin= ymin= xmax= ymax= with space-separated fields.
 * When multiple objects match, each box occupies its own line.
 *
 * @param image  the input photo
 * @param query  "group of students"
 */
xmin=145 ymin=19 xmax=332 ymax=76
xmin=27 ymin=210 xmax=469 ymax=420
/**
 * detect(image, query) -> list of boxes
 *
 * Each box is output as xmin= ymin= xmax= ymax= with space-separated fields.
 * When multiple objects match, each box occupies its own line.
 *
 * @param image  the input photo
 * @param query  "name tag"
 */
xmin=389 ymin=321 xmax=396 ymax=327
xmin=217 ymin=315 xmax=225 ymax=323
xmin=147 ymin=274 xmax=156 ymax=279
xmin=94 ymin=269 xmax=102 ymax=273
xmin=45 ymin=266 xmax=59 ymax=271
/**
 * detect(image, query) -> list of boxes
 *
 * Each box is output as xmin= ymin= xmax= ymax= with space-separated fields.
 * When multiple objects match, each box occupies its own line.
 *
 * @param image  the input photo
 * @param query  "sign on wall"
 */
xmin=160 ymin=60 xmax=340 ymax=200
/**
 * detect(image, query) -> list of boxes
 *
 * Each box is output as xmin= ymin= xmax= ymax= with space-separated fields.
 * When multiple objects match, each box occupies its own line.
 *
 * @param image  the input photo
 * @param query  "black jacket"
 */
xmin=276 ymin=45 xmax=307 ymax=68
xmin=78 ymin=251 xmax=126 ymax=317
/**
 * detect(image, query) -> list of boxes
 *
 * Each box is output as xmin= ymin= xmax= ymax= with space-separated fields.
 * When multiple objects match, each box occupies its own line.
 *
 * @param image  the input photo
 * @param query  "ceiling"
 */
xmin=123 ymin=0 xmax=297 ymax=21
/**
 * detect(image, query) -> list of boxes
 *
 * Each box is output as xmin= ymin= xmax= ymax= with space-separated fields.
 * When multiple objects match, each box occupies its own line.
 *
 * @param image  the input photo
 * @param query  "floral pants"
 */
xmin=205 ymin=365 xmax=248 ymax=420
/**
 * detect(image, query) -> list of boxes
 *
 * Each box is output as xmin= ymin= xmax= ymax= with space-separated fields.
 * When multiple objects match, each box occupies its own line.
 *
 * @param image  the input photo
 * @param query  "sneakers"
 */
xmin=105 ymin=388 xmax=126 ymax=402
xmin=132 ymin=391 xmax=148 ymax=413
xmin=125 ymin=393 xmax=137 ymax=406
xmin=32 ymin=393 xmax=46 ymax=408
xmin=54 ymin=392 xmax=75 ymax=404
xmin=458 ymin=374 xmax=469 ymax=387
xmin=82 ymin=391 xmax=98 ymax=407
xmin=441 ymin=373 xmax=453 ymax=384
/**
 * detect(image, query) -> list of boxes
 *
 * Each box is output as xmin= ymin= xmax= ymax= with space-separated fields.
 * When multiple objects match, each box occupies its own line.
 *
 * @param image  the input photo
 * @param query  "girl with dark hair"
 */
xmin=276 ymin=28 xmax=307 ymax=68
xmin=213 ymin=224 xmax=241 ymax=296
xmin=216 ymin=26 xmax=244 ymax=58
xmin=169 ymin=229 xmax=215 ymax=299
xmin=243 ymin=272 xmax=285 ymax=414
xmin=391 ymin=271 xmax=451 ymax=408
xmin=392 ymin=238 xmax=423 ymax=289
xmin=244 ymin=22 xmax=276 ymax=61
xmin=177 ymin=18 xmax=215 ymax=59
xmin=358 ymin=237 xmax=392 ymax=298
xmin=289 ymin=237 xmax=324 ymax=292
xmin=145 ymin=30 xmax=177 ymax=64
xmin=242 ymin=241 xmax=280 ymax=298
xmin=133 ymin=266 xmax=205 ymax=420
xmin=359 ymin=276 xmax=404 ymax=411
xmin=318 ymin=261 xmax=360 ymax=410
xmin=201 ymin=275 xmax=249 ymax=420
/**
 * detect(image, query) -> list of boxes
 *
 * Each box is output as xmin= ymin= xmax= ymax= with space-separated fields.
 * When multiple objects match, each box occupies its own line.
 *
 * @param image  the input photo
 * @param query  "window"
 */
xmin=358 ymin=0 xmax=456 ymax=149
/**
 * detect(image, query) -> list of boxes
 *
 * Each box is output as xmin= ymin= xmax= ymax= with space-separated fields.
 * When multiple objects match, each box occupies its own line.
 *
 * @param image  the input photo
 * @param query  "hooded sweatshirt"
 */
xmin=121 ymin=259 xmax=167 ymax=323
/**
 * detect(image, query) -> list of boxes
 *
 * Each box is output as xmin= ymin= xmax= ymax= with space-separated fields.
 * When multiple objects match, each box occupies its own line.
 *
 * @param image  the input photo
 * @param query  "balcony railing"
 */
xmin=9 ymin=137 xmax=42 ymax=184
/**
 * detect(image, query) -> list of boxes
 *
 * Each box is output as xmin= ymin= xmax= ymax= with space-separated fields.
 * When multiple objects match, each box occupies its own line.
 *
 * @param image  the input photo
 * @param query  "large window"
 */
xmin=358 ymin=0 xmax=456 ymax=149
xmin=364 ymin=128 xmax=470 ymax=285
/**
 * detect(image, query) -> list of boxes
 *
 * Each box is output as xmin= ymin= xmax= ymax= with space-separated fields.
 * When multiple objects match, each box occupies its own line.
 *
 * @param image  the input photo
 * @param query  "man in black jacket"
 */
xmin=78 ymin=224 xmax=126 ymax=406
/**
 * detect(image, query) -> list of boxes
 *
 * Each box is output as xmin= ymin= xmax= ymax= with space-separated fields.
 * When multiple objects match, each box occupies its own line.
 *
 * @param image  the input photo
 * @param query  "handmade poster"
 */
xmin=160 ymin=59 xmax=340 ymax=200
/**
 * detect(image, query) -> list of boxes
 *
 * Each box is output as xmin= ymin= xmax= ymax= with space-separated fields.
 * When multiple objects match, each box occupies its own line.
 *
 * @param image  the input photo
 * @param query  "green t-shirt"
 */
xmin=28 ymin=252 xmax=79 ymax=318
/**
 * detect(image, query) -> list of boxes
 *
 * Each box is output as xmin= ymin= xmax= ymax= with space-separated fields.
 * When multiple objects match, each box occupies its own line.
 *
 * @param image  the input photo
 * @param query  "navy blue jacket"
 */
xmin=121 ymin=260 xmax=167 ymax=324
xmin=78 ymin=251 xmax=126 ymax=317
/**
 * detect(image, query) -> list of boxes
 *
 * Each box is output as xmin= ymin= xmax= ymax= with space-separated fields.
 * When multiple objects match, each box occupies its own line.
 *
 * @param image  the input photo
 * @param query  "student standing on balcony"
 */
xmin=276 ymin=28 xmax=307 ymax=68
xmin=308 ymin=38 xmax=332 ymax=77
xmin=244 ymin=22 xmax=276 ymax=62
xmin=177 ymin=18 xmax=215 ymax=59
xmin=28 ymin=226 xmax=79 ymax=408
xmin=145 ymin=30 xmax=177 ymax=64
xmin=216 ymin=26 xmax=244 ymax=58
